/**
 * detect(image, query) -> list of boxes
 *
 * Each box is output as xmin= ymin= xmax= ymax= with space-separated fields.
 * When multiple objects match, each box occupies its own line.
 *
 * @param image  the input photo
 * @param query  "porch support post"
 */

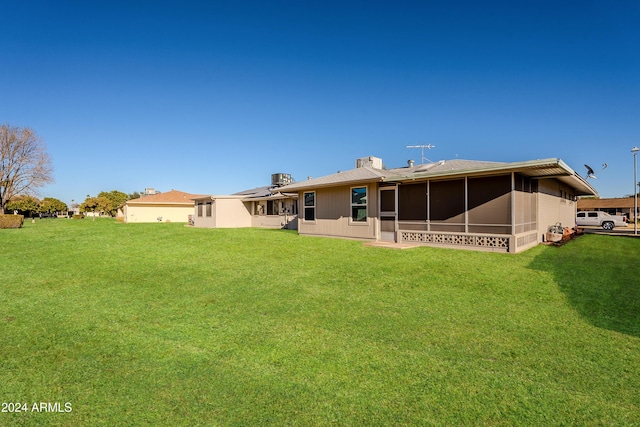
xmin=510 ymin=172 xmax=516 ymax=253
xmin=464 ymin=176 xmax=469 ymax=233
xmin=426 ymin=180 xmax=430 ymax=232
xmin=511 ymin=173 xmax=515 ymax=234
xmin=395 ymin=184 xmax=399 ymax=241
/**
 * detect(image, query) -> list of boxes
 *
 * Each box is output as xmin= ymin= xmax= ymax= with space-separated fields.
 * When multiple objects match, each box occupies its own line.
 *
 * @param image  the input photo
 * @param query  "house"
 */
xmin=276 ymin=156 xmax=598 ymax=253
xmin=577 ymin=197 xmax=638 ymax=221
xmin=192 ymin=174 xmax=298 ymax=229
xmin=119 ymin=189 xmax=205 ymax=223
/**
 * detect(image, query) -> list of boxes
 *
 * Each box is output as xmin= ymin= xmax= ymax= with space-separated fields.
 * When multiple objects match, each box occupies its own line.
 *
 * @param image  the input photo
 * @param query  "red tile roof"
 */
xmin=125 ymin=190 xmax=206 ymax=205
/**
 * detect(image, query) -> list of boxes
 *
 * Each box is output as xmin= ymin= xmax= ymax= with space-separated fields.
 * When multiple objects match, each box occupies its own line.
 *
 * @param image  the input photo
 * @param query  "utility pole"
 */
xmin=633 ymin=146 xmax=639 ymax=235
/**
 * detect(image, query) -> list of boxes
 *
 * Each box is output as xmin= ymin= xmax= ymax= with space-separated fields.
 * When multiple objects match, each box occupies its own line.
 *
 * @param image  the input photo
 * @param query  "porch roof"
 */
xmin=387 ymin=158 xmax=597 ymax=196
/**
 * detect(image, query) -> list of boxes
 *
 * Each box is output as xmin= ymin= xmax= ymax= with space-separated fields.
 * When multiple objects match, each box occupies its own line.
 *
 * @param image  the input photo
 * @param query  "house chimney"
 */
xmin=408 ymin=160 xmax=415 ymax=168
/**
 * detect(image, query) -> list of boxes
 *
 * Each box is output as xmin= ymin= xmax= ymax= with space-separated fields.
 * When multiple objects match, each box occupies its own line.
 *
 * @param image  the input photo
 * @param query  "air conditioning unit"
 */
xmin=271 ymin=173 xmax=293 ymax=187
xmin=356 ymin=156 xmax=383 ymax=169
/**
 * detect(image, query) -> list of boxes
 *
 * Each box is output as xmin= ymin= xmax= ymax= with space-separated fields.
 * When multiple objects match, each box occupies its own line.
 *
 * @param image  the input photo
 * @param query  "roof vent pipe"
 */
xmin=408 ymin=160 xmax=415 ymax=168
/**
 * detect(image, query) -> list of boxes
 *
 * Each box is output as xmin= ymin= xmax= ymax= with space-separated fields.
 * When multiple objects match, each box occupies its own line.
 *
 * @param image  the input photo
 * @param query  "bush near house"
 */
xmin=0 ymin=214 xmax=24 ymax=228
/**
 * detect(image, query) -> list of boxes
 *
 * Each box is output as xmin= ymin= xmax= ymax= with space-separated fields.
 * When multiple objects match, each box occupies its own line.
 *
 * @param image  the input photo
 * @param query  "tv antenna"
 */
xmin=405 ymin=144 xmax=436 ymax=164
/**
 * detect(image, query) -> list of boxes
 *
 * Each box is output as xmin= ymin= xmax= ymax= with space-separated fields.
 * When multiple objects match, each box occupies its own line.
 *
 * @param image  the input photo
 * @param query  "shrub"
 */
xmin=0 ymin=214 xmax=24 ymax=229
xmin=72 ymin=214 xmax=85 ymax=220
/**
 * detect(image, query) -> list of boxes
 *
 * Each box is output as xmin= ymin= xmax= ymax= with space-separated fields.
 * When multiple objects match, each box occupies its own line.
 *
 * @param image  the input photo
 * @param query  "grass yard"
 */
xmin=1 ymin=219 xmax=639 ymax=426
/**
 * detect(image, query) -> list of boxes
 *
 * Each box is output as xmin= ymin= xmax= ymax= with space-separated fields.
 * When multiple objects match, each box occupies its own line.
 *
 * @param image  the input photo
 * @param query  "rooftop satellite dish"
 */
xmin=584 ymin=164 xmax=597 ymax=179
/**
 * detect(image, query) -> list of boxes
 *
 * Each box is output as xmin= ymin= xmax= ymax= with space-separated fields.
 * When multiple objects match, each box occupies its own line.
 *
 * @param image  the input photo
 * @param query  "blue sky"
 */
xmin=2 ymin=1 xmax=638 ymax=204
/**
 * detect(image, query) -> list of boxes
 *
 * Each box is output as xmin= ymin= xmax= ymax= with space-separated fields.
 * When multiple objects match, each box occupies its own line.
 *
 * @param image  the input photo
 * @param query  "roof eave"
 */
xmin=242 ymin=192 xmax=299 ymax=202
xmin=278 ymin=177 xmax=385 ymax=192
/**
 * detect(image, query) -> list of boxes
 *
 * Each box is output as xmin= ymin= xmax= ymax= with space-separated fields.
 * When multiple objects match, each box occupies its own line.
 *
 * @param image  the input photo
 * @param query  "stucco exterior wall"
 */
xmin=537 ymin=179 xmax=577 ymax=238
xmin=124 ymin=204 xmax=194 ymax=223
xmin=192 ymin=200 xmax=215 ymax=228
xmin=201 ymin=198 xmax=252 ymax=228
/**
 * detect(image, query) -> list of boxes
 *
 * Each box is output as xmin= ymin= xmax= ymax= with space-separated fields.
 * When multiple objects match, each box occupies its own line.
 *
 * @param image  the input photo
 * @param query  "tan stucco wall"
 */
xmin=537 ymin=179 xmax=577 ymax=237
xmin=193 ymin=198 xmax=252 ymax=228
xmin=192 ymin=205 xmax=216 ymax=228
xmin=214 ymin=199 xmax=252 ymax=227
xmin=124 ymin=204 xmax=194 ymax=223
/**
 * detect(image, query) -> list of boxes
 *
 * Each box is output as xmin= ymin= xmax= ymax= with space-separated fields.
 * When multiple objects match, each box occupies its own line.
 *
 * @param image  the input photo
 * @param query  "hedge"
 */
xmin=0 ymin=214 xmax=24 ymax=229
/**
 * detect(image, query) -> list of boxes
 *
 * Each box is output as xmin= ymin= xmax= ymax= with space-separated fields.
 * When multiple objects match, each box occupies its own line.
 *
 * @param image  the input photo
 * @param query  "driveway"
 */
xmin=581 ymin=225 xmax=640 ymax=237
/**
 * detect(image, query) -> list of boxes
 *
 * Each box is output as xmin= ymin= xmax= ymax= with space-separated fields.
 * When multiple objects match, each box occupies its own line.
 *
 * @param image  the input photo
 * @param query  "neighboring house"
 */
xmin=192 ymin=174 xmax=298 ymax=229
xmin=276 ymin=156 xmax=598 ymax=253
xmin=577 ymin=197 xmax=637 ymax=221
xmin=119 ymin=190 xmax=204 ymax=223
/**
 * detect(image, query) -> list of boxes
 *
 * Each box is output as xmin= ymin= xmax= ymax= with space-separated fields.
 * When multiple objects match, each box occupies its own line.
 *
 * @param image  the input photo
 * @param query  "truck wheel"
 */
xmin=602 ymin=221 xmax=614 ymax=230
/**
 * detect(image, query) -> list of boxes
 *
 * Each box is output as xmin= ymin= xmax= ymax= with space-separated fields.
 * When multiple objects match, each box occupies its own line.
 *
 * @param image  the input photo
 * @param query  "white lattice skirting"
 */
xmin=400 ymin=231 xmax=510 ymax=251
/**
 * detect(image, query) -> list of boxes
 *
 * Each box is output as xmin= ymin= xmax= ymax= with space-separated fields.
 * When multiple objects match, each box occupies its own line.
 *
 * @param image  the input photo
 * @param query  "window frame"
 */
xmin=350 ymin=186 xmax=368 ymax=224
xmin=303 ymin=191 xmax=316 ymax=222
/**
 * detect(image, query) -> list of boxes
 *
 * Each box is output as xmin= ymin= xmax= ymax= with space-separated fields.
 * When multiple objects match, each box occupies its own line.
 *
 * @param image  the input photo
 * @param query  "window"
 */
xmin=206 ymin=202 xmax=212 ymax=217
xmin=303 ymin=192 xmax=315 ymax=221
xmin=577 ymin=212 xmax=586 ymax=218
xmin=197 ymin=202 xmax=203 ymax=217
xmin=351 ymin=187 xmax=367 ymax=222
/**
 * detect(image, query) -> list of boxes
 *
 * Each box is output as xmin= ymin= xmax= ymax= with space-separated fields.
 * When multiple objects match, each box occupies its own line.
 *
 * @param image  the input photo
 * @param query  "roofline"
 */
xmin=278 ymin=158 xmax=598 ymax=197
xmin=282 ymin=178 xmax=383 ymax=192
xmin=191 ymin=195 xmax=247 ymax=201
xmin=121 ymin=200 xmax=195 ymax=207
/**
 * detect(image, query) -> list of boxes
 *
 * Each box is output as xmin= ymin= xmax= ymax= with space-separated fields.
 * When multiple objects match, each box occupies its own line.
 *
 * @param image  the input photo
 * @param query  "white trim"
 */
xmin=349 ymin=185 xmax=369 ymax=225
xmin=302 ymin=191 xmax=316 ymax=222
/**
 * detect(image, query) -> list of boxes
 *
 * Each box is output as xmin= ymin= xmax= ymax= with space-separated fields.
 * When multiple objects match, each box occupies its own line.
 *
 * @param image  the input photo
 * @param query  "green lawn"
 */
xmin=1 ymin=219 xmax=639 ymax=426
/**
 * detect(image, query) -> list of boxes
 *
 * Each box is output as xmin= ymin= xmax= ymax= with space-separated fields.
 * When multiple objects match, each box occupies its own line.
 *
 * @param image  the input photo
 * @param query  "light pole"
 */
xmin=633 ymin=146 xmax=639 ymax=235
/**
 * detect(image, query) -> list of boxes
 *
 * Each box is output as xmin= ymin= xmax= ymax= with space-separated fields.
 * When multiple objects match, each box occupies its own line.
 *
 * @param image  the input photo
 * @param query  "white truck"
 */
xmin=576 ymin=211 xmax=627 ymax=230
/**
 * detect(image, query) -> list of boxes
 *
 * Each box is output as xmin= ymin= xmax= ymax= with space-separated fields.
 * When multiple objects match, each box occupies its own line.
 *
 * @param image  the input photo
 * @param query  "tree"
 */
xmin=80 ymin=195 xmax=112 ymax=220
xmin=6 ymin=195 xmax=40 ymax=217
xmin=80 ymin=196 xmax=100 ymax=215
xmin=0 ymin=124 xmax=54 ymax=214
xmin=40 ymin=197 xmax=67 ymax=214
xmin=98 ymin=190 xmax=129 ymax=216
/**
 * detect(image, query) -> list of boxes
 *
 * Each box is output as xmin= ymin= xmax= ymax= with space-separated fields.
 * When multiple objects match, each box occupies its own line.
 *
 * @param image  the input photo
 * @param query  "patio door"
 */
xmin=379 ymin=186 xmax=397 ymax=241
